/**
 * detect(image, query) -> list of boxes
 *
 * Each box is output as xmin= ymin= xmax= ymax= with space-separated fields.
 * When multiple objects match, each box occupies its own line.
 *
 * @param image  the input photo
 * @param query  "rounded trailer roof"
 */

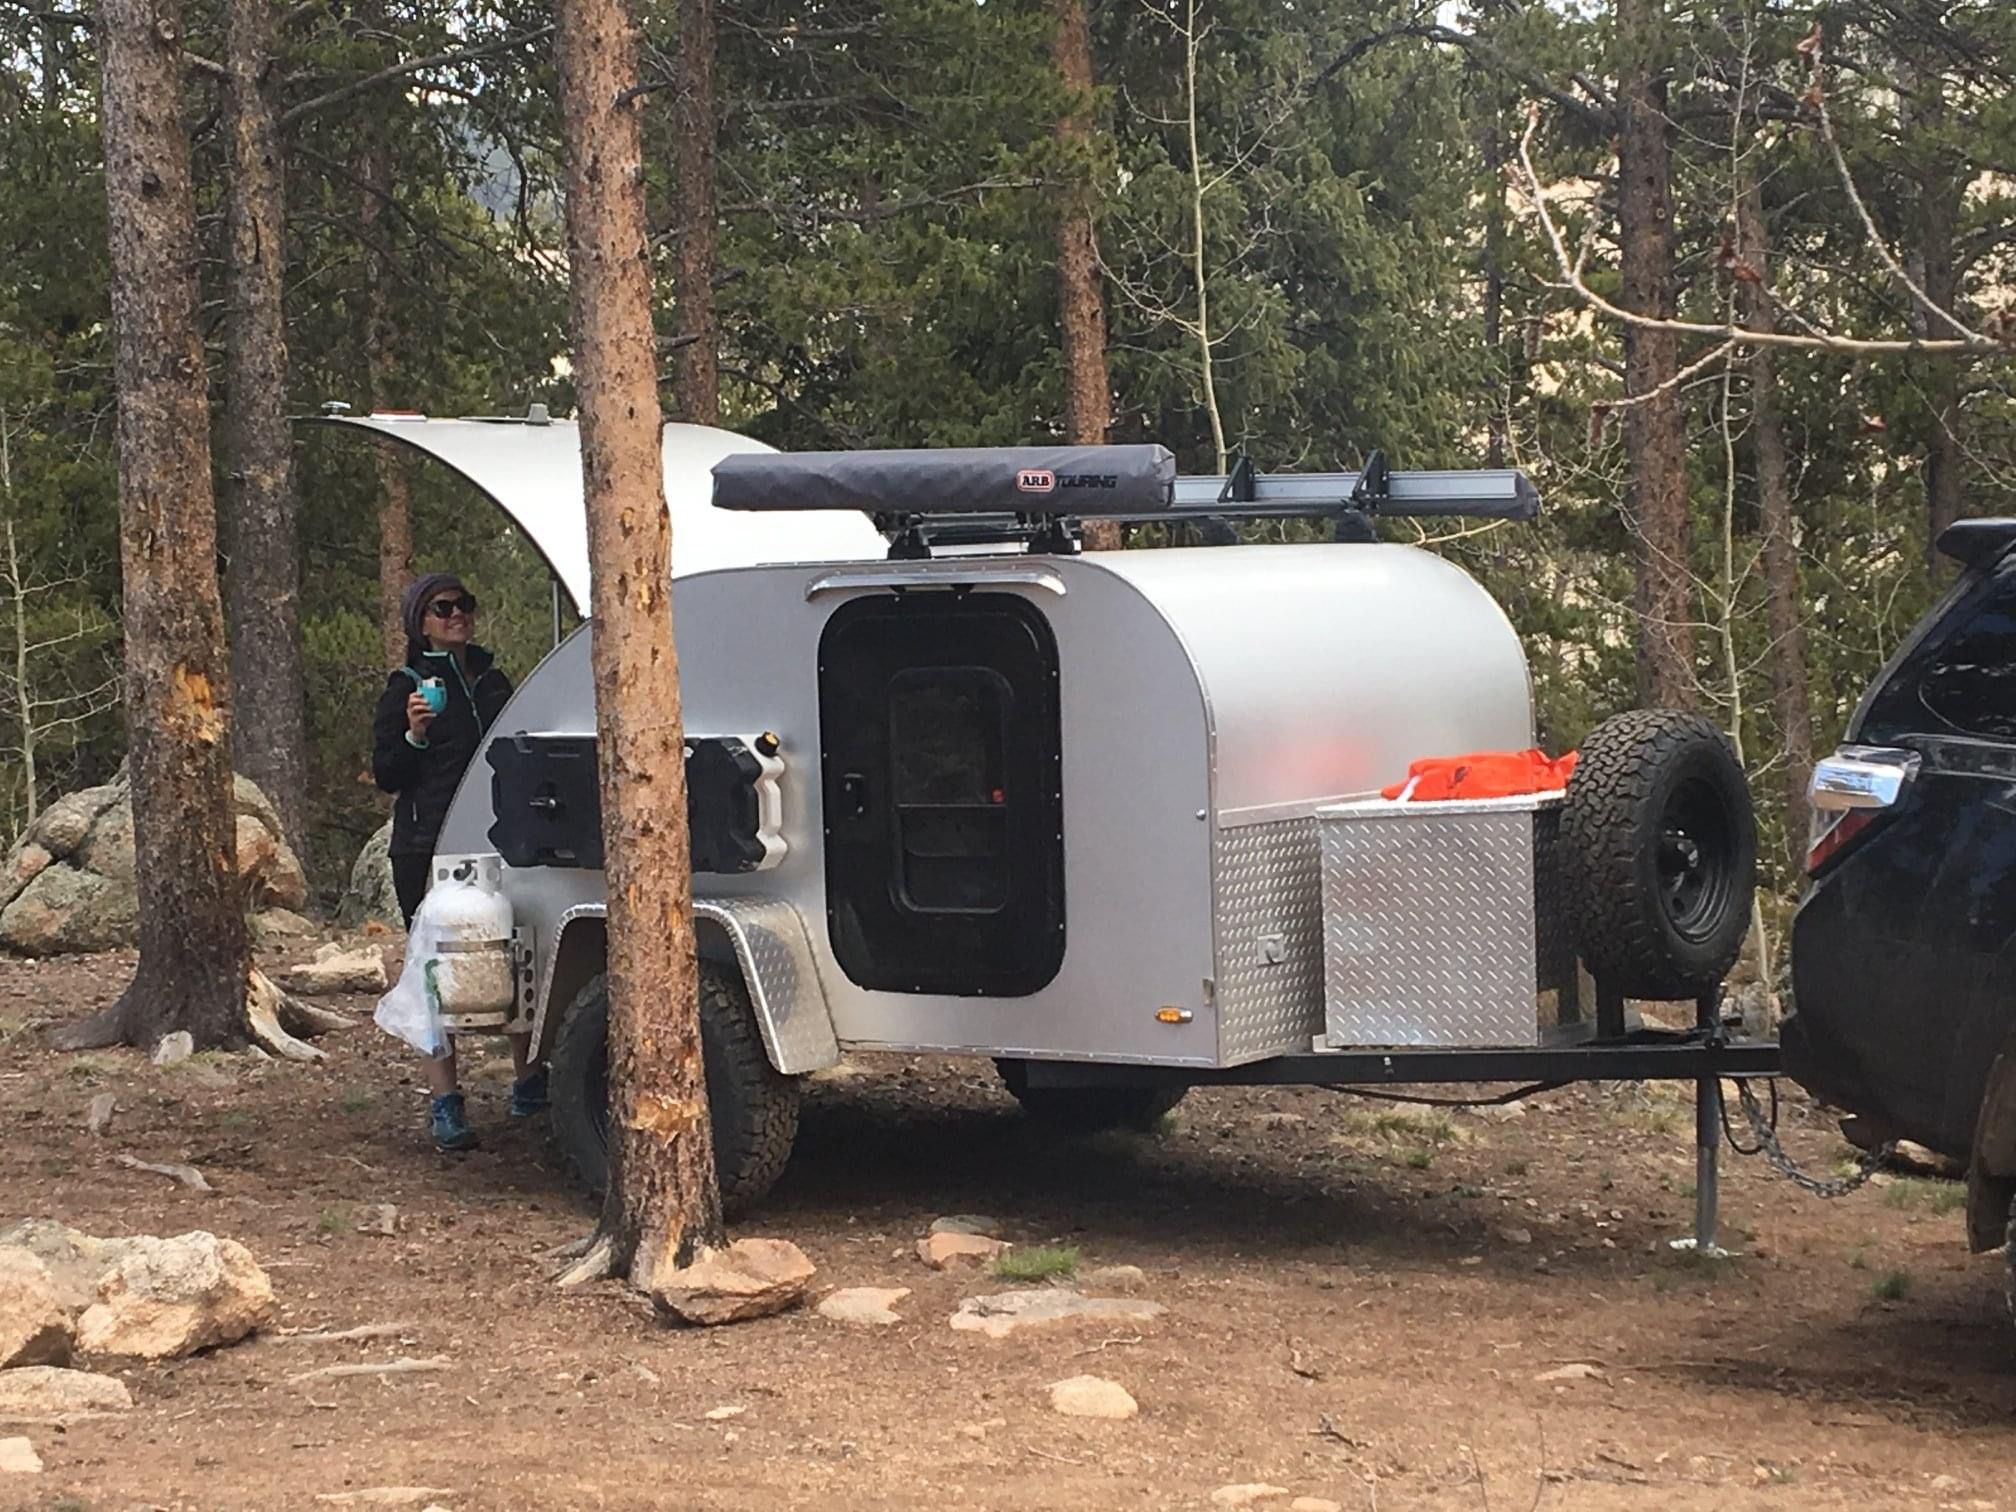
xmin=1084 ymin=542 xmax=1534 ymax=812
xmin=298 ymin=413 xmax=885 ymax=607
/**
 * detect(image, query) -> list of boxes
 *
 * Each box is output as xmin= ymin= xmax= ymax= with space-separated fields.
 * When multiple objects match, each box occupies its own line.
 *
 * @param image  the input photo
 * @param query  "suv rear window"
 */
xmin=1922 ymin=571 xmax=2016 ymax=739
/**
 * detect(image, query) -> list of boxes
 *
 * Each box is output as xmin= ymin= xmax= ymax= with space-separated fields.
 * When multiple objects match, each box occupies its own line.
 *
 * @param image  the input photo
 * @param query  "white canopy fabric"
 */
xmin=300 ymin=413 xmax=885 ymax=608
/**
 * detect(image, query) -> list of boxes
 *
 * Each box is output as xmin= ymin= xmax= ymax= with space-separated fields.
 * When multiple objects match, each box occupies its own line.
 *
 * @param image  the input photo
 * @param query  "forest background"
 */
xmin=2 ymin=0 xmax=2012 ymax=954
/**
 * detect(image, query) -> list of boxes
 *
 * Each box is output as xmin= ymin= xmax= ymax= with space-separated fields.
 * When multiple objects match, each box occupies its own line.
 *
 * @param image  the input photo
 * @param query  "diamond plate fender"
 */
xmin=693 ymin=896 xmax=840 ymax=1074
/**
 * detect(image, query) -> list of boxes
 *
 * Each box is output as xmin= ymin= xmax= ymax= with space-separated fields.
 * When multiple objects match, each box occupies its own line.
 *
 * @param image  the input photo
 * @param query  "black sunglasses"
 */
xmin=427 ymin=594 xmax=478 ymax=619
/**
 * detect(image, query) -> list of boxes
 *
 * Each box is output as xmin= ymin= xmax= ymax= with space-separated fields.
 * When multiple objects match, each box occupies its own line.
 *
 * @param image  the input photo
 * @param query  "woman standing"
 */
xmin=371 ymin=571 xmax=538 ymax=1150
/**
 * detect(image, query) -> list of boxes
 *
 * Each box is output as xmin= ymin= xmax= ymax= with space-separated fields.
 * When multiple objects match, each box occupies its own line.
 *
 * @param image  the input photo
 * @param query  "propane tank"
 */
xmin=424 ymin=856 xmax=517 ymax=1032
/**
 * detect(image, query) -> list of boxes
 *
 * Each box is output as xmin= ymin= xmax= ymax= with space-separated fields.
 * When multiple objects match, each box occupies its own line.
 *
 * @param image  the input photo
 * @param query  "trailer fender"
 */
xmin=694 ymin=897 xmax=839 ymax=1075
xmin=1967 ymin=1039 xmax=2016 ymax=1252
xmin=531 ymin=899 xmax=837 ymax=1076
xmin=531 ymin=906 xmax=607 ymax=1064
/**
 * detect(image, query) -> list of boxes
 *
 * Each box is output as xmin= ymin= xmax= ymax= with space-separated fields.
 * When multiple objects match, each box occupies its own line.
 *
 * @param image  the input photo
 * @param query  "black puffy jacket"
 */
xmin=371 ymin=644 xmax=513 ymax=858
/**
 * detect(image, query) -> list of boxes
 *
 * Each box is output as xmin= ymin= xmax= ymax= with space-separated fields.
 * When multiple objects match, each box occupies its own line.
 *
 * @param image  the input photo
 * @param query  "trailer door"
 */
xmin=818 ymin=592 xmax=1064 ymax=996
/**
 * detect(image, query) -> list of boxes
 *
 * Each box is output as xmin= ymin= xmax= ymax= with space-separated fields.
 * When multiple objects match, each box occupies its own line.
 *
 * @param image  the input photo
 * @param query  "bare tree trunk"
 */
xmin=1053 ymin=0 xmax=1117 ymax=550
xmin=555 ymin=0 xmax=723 ymax=1285
xmin=2 ymin=516 xmax=34 ymax=827
xmin=82 ymin=0 xmax=250 ymax=1050
xmin=671 ymin=0 xmax=720 ymax=425
xmin=220 ymin=0 xmax=309 ymax=846
xmin=1480 ymin=117 xmax=1508 ymax=470
xmin=354 ymin=115 xmax=413 ymax=666
xmin=1182 ymin=0 xmax=1226 ymax=475
xmin=1615 ymin=0 xmax=1693 ymax=709
xmin=1735 ymin=173 xmax=1812 ymax=855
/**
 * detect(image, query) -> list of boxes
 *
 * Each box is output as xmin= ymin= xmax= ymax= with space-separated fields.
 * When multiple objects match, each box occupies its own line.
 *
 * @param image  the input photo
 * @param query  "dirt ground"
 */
xmin=4 ymin=948 xmax=2015 ymax=1512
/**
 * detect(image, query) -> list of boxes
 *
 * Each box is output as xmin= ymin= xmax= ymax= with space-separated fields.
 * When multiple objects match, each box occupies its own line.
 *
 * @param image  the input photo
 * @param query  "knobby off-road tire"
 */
xmin=1561 ymin=709 xmax=1756 ymax=1001
xmin=994 ymin=1058 xmax=1187 ymax=1133
xmin=548 ymin=962 xmax=801 ymax=1217
xmin=2004 ymin=1193 xmax=2016 ymax=1332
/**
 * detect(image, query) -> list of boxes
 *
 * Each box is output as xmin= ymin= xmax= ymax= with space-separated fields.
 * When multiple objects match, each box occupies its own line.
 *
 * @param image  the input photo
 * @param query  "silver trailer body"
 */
xmin=438 ymin=542 xmax=1534 ymax=1070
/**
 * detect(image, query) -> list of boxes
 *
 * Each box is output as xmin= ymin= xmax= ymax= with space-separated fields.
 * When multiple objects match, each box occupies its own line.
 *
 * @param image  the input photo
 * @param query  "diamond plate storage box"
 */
xmin=1318 ymin=793 xmax=1576 ymax=1048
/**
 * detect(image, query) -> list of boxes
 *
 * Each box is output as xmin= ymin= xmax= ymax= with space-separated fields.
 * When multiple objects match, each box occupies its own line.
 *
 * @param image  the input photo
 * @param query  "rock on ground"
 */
xmin=1209 ymin=1486 xmax=1291 ymax=1508
xmin=0 ymin=1221 xmax=124 ymax=1313
xmin=0 ymin=1438 xmax=41 ymax=1474
xmin=928 ymin=1214 xmax=1002 ymax=1237
xmin=1290 ymin=1499 xmax=1343 ymax=1512
xmin=918 ymin=1231 xmax=1008 ymax=1270
xmin=151 ymin=1031 xmax=194 ymax=1067
xmin=0 ymin=772 xmax=306 ymax=955
xmin=76 ymin=1232 xmax=275 ymax=1359
xmin=651 ymin=1238 xmax=815 ymax=1326
xmin=0 ymin=1249 xmax=73 ymax=1367
xmin=0 ymin=1367 xmax=133 ymax=1416
xmin=285 ymin=944 xmax=388 ymax=996
xmin=815 ymin=1287 xmax=909 ymax=1326
xmin=948 ymin=1290 xmax=1165 ymax=1339
xmin=338 ymin=819 xmax=401 ymax=930
xmin=1079 ymin=1264 xmax=1149 ymax=1291
xmin=1048 ymin=1375 xmax=1138 ymax=1420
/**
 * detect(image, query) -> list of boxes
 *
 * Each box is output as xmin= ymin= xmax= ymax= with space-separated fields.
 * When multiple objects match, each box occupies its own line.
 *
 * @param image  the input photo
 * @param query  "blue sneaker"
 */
xmin=431 ymin=1092 xmax=478 ymax=1151
xmin=510 ymin=1067 xmax=549 ymax=1119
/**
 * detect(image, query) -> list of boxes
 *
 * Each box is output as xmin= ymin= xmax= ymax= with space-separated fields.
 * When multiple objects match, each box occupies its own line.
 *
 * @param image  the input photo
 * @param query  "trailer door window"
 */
xmin=819 ymin=592 xmax=1065 ymax=996
xmin=888 ymin=668 xmax=1011 ymax=912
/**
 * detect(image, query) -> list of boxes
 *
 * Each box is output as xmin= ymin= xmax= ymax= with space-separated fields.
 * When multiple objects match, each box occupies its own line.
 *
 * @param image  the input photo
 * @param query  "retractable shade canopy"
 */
xmin=713 ymin=444 xmax=1180 ymax=517
xmin=299 ymin=413 xmax=886 ymax=607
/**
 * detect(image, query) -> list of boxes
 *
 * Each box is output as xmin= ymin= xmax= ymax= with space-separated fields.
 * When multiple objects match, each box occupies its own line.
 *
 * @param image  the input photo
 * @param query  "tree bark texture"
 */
xmin=351 ymin=40 xmax=414 ymax=667
xmin=221 ymin=0 xmax=310 ymax=847
xmin=671 ymin=0 xmax=720 ymax=425
xmin=1736 ymin=173 xmax=1812 ymax=856
xmin=1615 ymin=0 xmax=1694 ymax=709
xmin=555 ymin=0 xmax=724 ymax=1284
xmin=1052 ymin=0 xmax=1117 ymax=550
xmin=96 ymin=0 xmax=251 ymax=1048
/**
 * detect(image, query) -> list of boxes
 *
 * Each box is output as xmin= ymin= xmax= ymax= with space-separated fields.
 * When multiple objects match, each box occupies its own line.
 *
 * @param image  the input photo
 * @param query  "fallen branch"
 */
xmin=115 ymin=1153 xmax=214 ymax=1193
xmin=278 ymin=1321 xmax=416 ymax=1345
xmin=246 ymin=968 xmax=326 ymax=1062
xmin=555 ymin=1234 xmax=615 ymax=1288
xmin=286 ymin=1354 xmax=452 ymax=1385
xmin=277 ymin=997 xmax=359 ymax=1036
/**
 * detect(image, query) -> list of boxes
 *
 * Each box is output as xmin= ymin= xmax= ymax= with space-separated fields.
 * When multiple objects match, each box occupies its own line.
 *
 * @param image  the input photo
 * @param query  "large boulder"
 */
xmin=0 ymin=1221 xmax=123 ymax=1313
xmin=338 ymin=819 xmax=401 ymax=930
xmin=0 ymin=774 xmax=307 ymax=955
xmin=0 ymin=1367 xmax=132 ymax=1417
xmin=0 ymin=1250 xmax=73 ymax=1368
xmin=74 ymin=1231 xmax=274 ymax=1359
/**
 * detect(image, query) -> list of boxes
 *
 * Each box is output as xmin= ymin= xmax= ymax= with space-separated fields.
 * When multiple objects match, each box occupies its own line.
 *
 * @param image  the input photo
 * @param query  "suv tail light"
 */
xmin=1806 ymin=746 xmax=1920 ymax=875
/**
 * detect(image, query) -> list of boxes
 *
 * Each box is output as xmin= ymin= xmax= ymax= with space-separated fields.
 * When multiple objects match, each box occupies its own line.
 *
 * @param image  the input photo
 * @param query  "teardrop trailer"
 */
xmin=313 ymin=413 xmax=1784 ymax=1250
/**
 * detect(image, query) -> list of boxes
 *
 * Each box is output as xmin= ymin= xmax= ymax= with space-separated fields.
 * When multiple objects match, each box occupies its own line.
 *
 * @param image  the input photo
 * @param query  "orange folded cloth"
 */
xmin=1380 ymin=748 xmax=1578 ymax=802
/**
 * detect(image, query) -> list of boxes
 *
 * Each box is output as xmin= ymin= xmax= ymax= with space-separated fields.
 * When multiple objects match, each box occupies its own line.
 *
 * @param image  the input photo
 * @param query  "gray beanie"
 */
xmin=400 ymin=572 xmax=466 ymax=654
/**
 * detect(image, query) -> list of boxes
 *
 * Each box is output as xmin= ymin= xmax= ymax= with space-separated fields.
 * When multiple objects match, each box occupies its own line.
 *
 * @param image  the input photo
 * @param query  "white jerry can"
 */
xmin=425 ymin=856 xmax=518 ymax=1032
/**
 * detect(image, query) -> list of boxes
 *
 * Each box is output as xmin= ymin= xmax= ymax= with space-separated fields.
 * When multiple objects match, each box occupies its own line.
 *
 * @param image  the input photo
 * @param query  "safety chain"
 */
xmin=1729 ymin=1077 xmax=1895 ymax=1199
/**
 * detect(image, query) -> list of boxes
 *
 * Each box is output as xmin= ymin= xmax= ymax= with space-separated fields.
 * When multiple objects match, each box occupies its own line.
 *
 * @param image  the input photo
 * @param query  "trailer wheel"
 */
xmin=1561 ymin=709 xmax=1755 ymax=1000
xmin=994 ymin=1059 xmax=1187 ymax=1133
xmin=547 ymin=962 xmax=801 ymax=1216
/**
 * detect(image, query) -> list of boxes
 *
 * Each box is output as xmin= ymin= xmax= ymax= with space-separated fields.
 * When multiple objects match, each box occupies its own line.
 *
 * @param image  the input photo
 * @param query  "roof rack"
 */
xmin=711 ymin=444 xmax=1539 ymax=558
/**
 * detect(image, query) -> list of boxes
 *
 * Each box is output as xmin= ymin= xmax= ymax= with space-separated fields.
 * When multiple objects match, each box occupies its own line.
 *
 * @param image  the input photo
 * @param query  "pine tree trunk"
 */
xmin=1615 ymin=0 xmax=1693 ymax=709
xmin=1480 ymin=115 xmax=1507 ymax=470
xmin=671 ymin=0 xmax=720 ymax=425
xmin=93 ymin=0 xmax=251 ymax=1049
xmin=220 ymin=0 xmax=309 ymax=847
xmin=1052 ymin=0 xmax=1116 ymax=550
xmin=1736 ymin=173 xmax=1812 ymax=855
xmin=354 ymin=115 xmax=413 ymax=666
xmin=555 ymin=0 xmax=723 ymax=1284
xmin=1915 ymin=189 xmax=1964 ymax=562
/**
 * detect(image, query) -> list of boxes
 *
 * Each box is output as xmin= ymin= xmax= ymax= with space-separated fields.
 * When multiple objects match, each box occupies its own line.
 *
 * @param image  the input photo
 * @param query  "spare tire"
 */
xmin=547 ymin=961 xmax=801 ymax=1216
xmin=1561 ymin=709 xmax=1755 ymax=1000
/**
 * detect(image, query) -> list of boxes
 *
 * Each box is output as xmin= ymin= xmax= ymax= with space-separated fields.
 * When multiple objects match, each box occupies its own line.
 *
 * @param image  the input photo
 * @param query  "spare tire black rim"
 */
xmin=1658 ymin=774 xmax=1736 ymax=943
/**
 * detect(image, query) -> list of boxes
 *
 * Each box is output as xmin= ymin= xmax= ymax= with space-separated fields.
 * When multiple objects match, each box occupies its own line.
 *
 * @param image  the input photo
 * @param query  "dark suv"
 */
xmin=1786 ymin=518 xmax=2016 ymax=1274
